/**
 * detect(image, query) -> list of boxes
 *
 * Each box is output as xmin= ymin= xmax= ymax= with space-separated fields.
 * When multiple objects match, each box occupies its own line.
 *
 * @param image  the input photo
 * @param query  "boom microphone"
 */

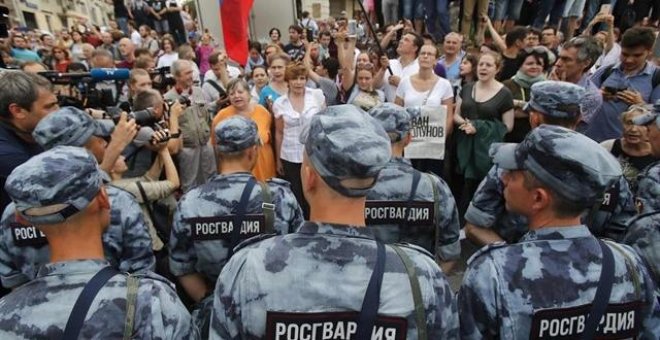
xmin=89 ymin=68 xmax=131 ymax=81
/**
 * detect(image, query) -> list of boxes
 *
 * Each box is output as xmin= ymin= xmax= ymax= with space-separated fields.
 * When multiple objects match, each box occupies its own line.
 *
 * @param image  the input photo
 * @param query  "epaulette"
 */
xmin=105 ymin=183 xmax=138 ymax=200
xmin=467 ymin=241 xmax=508 ymax=265
xmin=393 ymin=242 xmax=435 ymax=260
xmin=233 ymin=233 xmax=277 ymax=254
xmin=266 ymin=177 xmax=292 ymax=188
xmin=627 ymin=210 xmax=660 ymax=226
xmin=125 ymin=270 xmax=173 ymax=288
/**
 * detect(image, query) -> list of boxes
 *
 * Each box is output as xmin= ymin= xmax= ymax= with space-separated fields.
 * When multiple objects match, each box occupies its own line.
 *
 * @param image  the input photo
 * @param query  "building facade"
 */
xmin=10 ymin=0 xmax=114 ymax=33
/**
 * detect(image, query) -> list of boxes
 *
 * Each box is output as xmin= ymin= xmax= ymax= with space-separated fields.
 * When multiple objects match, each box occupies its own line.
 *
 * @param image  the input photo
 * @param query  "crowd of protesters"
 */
xmin=0 ymin=0 xmax=659 ymax=337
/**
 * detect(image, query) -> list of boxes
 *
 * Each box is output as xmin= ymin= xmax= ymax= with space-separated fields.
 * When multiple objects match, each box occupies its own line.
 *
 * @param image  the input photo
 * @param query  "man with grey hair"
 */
xmin=550 ymin=36 xmax=604 ymax=131
xmin=99 ymin=32 xmax=121 ymax=61
xmin=0 ymin=71 xmax=58 ymax=214
xmin=164 ymin=59 xmax=215 ymax=192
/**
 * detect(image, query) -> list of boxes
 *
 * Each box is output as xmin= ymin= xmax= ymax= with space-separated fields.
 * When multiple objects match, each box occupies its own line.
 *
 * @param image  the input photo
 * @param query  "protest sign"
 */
xmin=404 ymin=106 xmax=447 ymax=160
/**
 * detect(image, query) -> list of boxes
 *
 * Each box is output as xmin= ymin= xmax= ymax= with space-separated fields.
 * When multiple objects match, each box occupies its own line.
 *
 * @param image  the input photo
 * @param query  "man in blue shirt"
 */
xmin=0 ymin=72 xmax=58 ymax=214
xmin=585 ymin=27 xmax=660 ymax=142
xmin=10 ymin=35 xmax=41 ymax=63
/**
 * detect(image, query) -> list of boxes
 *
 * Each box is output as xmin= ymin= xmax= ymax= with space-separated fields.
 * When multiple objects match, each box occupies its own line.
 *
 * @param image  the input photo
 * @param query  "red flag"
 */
xmin=220 ymin=0 xmax=254 ymax=66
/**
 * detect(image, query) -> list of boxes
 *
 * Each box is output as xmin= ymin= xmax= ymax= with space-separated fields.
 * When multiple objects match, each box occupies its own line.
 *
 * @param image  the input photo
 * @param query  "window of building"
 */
xmin=23 ymin=11 xmax=37 ymax=29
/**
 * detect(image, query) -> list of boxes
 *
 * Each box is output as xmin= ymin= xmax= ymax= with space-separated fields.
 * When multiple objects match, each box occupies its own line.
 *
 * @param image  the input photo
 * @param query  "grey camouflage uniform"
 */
xmin=0 ymin=106 xmax=157 ymax=288
xmin=631 ymin=103 xmax=660 ymax=215
xmin=170 ymin=116 xmax=303 ymax=334
xmin=210 ymin=105 xmax=459 ymax=339
xmin=466 ymin=82 xmax=636 ymax=242
xmin=366 ymin=103 xmax=460 ymax=261
xmin=0 ymin=185 xmax=155 ymax=288
xmin=459 ymin=126 xmax=660 ymax=339
xmin=0 ymin=146 xmax=196 ymax=339
xmin=623 ymin=212 xmax=660 ymax=296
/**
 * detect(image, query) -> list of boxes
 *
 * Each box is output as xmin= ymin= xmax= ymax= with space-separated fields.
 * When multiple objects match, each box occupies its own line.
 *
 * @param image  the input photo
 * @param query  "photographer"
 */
xmin=123 ymin=88 xmax=184 ymax=178
xmin=109 ymin=131 xmax=180 ymax=252
xmin=164 ymin=59 xmax=215 ymax=193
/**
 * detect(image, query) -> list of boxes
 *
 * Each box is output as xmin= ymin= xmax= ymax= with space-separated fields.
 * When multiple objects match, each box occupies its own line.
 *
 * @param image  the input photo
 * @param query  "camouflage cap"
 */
xmin=302 ymin=104 xmax=391 ymax=197
xmin=214 ymin=115 xmax=261 ymax=153
xmin=523 ymin=81 xmax=585 ymax=119
xmin=632 ymin=100 xmax=660 ymax=127
xmin=490 ymin=125 xmax=622 ymax=206
xmin=5 ymin=146 xmax=104 ymax=225
xmin=32 ymin=106 xmax=114 ymax=150
xmin=368 ymin=103 xmax=413 ymax=142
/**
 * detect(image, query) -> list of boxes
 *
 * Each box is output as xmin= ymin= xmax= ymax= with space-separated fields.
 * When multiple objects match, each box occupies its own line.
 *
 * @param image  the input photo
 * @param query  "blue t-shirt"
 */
xmin=258 ymin=85 xmax=283 ymax=107
xmin=11 ymin=48 xmax=41 ymax=62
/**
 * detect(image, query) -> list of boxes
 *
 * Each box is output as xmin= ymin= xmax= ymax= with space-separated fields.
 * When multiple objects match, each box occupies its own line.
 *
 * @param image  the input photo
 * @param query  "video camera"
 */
xmin=149 ymin=66 xmax=175 ymax=92
xmin=39 ymin=68 xmax=131 ymax=109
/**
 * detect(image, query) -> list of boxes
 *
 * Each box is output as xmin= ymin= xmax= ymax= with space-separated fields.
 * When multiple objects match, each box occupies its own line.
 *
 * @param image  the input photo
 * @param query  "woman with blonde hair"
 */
xmin=211 ymin=78 xmax=277 ymax=181
xmin=601 ymin=105 xmax=657 ymax=191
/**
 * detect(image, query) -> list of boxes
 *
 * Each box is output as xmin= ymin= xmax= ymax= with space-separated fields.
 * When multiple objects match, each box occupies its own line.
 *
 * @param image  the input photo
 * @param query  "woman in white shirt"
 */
xmin=395 ymin=43 xmax=454 ymax=175
xmin=273 ymin=63 xmax=326 ymax=217
xmin=156 ymin=37 xmax=179 ymax=69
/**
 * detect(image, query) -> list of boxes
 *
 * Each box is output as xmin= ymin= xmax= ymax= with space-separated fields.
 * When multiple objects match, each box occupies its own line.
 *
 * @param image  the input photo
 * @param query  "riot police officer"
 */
xmin=458 ymin=125 xmax=659 ymax=339
xmin=169 ymin=115 xmax=303 ymax=336
xmin=366 ymin=103 xmax=460 ymax=272
xmin=210 ymin=105 xmax=459 ymax=339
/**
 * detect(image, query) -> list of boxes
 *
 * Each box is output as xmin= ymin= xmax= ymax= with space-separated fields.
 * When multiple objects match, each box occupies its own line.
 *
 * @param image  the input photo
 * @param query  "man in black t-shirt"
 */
xmin=165 ymin=0 xmax=187 ymax=45
xmin=148 ymin=0 xmax=169 ymax=34
xmin=497 ymin=26 xmax=528 ymax=81
xmin=113 ymin=0 xmax=131 ymax=36
xmin=284 ymin=25 xmax=306 ymax=61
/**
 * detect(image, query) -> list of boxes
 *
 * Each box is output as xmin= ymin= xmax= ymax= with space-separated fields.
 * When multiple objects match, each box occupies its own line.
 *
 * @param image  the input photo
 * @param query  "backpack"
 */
xmin=599 ymin=65 xmax=660 ymax=90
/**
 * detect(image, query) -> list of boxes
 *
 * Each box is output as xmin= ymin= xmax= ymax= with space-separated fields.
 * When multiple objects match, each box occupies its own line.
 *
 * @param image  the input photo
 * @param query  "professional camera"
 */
xmin=107 ymin=106 xmax=160 ymax=127
xmin=165 ymin=96 xmax=191 ymax=108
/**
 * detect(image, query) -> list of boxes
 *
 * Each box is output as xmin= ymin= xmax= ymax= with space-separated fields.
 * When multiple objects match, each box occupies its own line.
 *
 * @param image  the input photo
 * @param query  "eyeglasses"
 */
xmin=523 ymin=46 xmax=549 ymax=54
xmin=357 ymin=62 xmax=375 ymax=70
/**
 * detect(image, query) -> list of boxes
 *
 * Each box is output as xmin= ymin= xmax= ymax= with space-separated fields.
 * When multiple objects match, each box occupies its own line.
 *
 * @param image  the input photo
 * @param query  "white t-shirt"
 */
xmin=157 ymin=52 xmax=179 ymax=69
xmin=203 ymin=65 xmax=242 ymax=83
xmin=590 ymin=43 xmax=621 ymax=75
xmin=272 ymin=88 xmax=326 ymax=163
xmin=395 ymin=75 xmax=454 ymax=107
xmin=130 ymin=31 xmax=142 ymax=46
xmin=383 ymin=58 xmax=420 ymax=102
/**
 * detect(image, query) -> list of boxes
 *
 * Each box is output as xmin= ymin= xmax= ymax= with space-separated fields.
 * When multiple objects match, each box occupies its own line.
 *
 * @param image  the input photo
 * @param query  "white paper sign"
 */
xmin=404 ymin=106 xmax=447 ymax=160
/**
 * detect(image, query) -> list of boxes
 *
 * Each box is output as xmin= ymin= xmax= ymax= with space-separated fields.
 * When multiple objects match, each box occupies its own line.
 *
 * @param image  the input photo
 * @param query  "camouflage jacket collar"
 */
xmin=209 ymin=171 xmax=254 ymax=182
xmin=37 ymin=259 xmax=112 ymax=278
xmin=520 ymin=225 xmax=591 ymax=242
xmin=391 ymin=157 xmax=412 ymax=167
xmin=296 ymin=221 xmax=376 ymax=240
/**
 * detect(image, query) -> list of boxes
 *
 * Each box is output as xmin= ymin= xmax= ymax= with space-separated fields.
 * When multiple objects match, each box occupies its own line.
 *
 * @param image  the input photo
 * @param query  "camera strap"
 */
xmin=356 ymin=241 xmax=386 ymax=340
xmin=400 ymin=171 xmax=421 ymax=231
xmin=228 ymin=176 xmax=258 ymax=257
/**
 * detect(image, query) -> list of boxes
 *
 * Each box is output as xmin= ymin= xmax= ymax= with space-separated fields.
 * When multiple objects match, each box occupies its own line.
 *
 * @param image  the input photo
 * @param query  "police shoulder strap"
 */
xmin=122 ymin=275 xmax=140 ymax=340
xmin=62 ymin=266 xmax=121 ymax=340
xmin=228 ymin=176 xmax=258 ymax=257
xmin=356 ymin=241 xmax=386 ymax=340
xmin=400 ymin=171 xmax=422 ymax=231
xmin=423 ymin=173 xmax=440 ymax=253
xmin=257 ymin=181 xmax=275 ymax=234
xmin=581 ymin=239 xmax=615 ymax=340
xmin=605 ymin=241 xmax=642 ymax=299
xmin=390 ymin=244 xmax=428 ymax=340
